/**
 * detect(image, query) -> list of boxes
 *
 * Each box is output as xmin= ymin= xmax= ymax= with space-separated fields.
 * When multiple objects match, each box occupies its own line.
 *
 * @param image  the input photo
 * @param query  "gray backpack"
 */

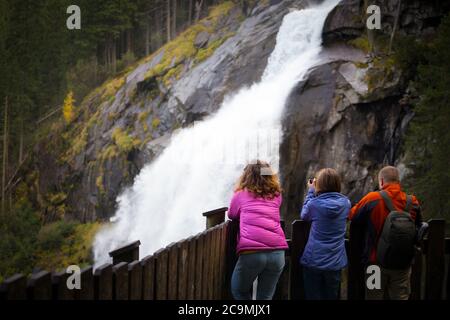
xmin=376 ymin=191 xmax=417 ymax=269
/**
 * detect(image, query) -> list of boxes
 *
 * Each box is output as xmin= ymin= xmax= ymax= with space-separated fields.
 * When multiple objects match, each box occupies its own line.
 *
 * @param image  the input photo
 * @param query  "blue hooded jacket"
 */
xmin=300 ymin=188 xmax=351 ymax=271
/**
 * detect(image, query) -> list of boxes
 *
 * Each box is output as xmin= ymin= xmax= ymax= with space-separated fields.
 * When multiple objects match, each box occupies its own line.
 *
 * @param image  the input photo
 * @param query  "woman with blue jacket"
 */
xmin=300 ymin=168 xmax=350 ymax=300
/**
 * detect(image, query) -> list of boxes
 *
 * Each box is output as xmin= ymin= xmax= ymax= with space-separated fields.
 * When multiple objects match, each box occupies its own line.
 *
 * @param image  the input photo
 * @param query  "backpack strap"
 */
xmin=379 ymin=190 xmax=395 ymax=212
xmin=405 ymin=195 xmax=412 ymax=213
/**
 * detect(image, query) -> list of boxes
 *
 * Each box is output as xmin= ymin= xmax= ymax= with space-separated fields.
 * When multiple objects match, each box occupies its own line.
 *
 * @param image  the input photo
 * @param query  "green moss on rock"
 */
xmin=144 ymin=1 xmax=238 ymax=82
xmin=348 ymin=36 xmax=371 ymax=53
xmin=112 ymin=127 xmax=141 ymax=153
xmin=152 ymin=118 xmax=161 ymax=130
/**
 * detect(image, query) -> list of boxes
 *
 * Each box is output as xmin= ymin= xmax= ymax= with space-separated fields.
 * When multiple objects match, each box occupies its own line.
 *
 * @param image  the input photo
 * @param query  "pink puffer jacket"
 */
xmin=227 ymin=190 xmax=288 ymax=255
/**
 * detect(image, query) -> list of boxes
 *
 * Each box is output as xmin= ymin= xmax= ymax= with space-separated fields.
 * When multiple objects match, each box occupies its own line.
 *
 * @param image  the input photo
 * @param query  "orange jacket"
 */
xmin=349 ymin=183 xmax=422 ymax=264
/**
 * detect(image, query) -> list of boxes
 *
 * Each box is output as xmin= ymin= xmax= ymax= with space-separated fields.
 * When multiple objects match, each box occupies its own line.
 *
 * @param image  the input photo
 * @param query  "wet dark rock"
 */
xmin=322 ymin=0 xmax=364 ymax=44
xmin=323 ymin=0 xmax=450 ymax=45
xmin=279 ymin=47 xmax=410 ymax=229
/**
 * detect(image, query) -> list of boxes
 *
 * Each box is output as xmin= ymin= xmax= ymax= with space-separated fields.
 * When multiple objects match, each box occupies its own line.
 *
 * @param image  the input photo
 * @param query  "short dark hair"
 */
xmin=315 ymin=168 xmax=341 ymax=194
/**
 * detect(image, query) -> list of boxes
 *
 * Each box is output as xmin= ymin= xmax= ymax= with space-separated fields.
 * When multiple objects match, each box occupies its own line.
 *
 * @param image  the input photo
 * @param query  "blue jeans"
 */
xmin=303 ymin=266 xmax=341 ymax=300
xmin=231 ymin=250 xmax=285 ymax=300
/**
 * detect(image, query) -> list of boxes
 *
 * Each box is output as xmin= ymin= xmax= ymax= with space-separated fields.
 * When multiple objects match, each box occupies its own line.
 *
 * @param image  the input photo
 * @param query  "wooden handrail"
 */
xmin=108 ymin=240 xmax=141 ymax=265
xmin=202 ymin=207 xmax=228 ymax=229
xmin=0 ymin=213 xmax=448 ymax=300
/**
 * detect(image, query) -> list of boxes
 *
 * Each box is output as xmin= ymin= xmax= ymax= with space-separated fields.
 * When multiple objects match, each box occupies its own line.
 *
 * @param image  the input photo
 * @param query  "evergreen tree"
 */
xmin=404 ymin=14 xmax=450 ymax=219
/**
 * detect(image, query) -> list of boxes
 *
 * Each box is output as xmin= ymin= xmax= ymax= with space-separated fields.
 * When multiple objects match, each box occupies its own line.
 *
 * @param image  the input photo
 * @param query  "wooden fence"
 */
xmin=1 ymin=207 xmax=449 ymax=300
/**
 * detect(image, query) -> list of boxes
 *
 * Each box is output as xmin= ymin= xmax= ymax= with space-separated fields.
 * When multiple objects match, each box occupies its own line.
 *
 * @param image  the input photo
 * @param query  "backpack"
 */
xmin=376 ymin=191 xmax=417 ymax=269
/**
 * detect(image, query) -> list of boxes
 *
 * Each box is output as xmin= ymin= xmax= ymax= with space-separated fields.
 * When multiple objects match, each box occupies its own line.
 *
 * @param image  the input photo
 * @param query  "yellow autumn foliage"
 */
xmin=63 ymin=91 xmax=76 ymax=124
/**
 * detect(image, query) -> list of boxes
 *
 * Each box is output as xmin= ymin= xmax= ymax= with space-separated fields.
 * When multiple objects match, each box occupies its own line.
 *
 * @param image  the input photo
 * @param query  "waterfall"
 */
xmin=93 ymin=0 xmax=340 ymax=266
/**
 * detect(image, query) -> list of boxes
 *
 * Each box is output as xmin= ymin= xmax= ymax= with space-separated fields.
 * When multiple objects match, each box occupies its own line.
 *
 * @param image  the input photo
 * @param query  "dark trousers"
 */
xmin=303 ymin=266 xmax=341 ymax=300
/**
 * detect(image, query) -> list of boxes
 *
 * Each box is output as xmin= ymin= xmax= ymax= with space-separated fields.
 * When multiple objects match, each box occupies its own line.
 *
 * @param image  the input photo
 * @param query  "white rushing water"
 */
xmin=93 ymin=0 xmax=340 ymax=266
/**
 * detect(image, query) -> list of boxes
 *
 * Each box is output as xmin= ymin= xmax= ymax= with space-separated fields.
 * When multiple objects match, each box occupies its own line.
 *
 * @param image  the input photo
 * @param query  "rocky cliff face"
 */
xmin=24 ymin=0 xmax=448 ymax=224
xmin=27 ymin=0 xmax=298 ymax=222
xmin=279 ymin=47 xmax=411 ymax=226
xmin=280 ymin=0 xmax=450 ymax=227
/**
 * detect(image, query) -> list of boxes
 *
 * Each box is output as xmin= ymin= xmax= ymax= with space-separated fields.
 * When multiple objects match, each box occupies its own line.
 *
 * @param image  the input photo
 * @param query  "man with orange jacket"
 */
xmin=349 ymin=166 xmax=422 ymax=300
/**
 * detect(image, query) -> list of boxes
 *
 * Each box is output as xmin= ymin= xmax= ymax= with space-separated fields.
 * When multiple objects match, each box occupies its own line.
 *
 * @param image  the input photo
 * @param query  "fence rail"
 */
xmin=0 ymin=207 xmax=449 ymax=300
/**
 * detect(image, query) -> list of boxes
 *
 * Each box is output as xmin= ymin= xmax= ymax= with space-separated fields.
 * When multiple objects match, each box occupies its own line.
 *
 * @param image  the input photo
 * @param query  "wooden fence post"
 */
xmin=94 ymin=263 xmax=113 ymax=300
xmin=141 ymin=255 xmax=155 ymax=300
xmin=288 ymin=220 xmax=310 ymax=300
xmin=109 ymin=240 xmax=141 ymax=265
xmin=194 ymin=233 xmax=205 ymax=299
xmin=410 ymin=247 xmax=424 ymax=300
xmin=76 ymin=266 xmax=94 ymax=300
xmin=128 ymin=261 xmax=142 ymax=300
xmin=202 ymin=231 xmax=212 ymax=299
xmin=167 ymin=243 xmax=179 ymax=299
xmin=154 ymin=248 xmax=169 ymax=300
xmin=0 ymin=274 xmax=27 ymax=300
xmin=425 ymin=219 xmax=445 ymax=299
xmin=223 ymin=219 xmax=238 ymax=299
xmin=187 ymin=237 xmax=197 ymax=300
xmin=113 ymin=262 xmax=129 ymax=300
xmin=203 ymin=207 xmax=227 ymax=229
xmin=177 ymin=240 xmax=189 ymax=299
xmin=207 ymin=228 xmax=217 ymax=299
xmin=347 ymin=221 xmax=366 ymax=300
xmin=213 ymin=225 xmax=222 ymax=299
xmin=52 ymin=271 xmax=74 ymax=300
xmin=27 ymin=271 xmax=52 ymax=300
xmin=217 ymin=222 xmax=227 ymax=299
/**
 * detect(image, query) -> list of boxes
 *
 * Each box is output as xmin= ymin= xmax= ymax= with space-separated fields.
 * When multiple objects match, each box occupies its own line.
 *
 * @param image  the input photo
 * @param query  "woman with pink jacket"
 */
xmin=228 ymin=160 xmax=288 ymax=300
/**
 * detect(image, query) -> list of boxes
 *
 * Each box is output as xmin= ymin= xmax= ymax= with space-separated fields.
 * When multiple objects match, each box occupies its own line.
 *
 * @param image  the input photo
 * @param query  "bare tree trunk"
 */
xmin=93 ymin=55 xmax=98 ymax=84
xmin=103 ymin=43 xmax=108 ymax=70
xmin=172 ymin=0 xmax=177 ymax=38
xmin=19 ymin=119 xmax=23 ymax=163
xmin=153 ymin=8 xmax=159 ymax=50
xmin=106 ymin=40 xmax=110 ymax=72
xmin=105 ymin=37 xmax=112 ymax=72
xmin=112 ymin=40 xmax=117 ymax=73
xmin=389 ymin=0 xmax=402 ymax=54
xmin=195 ymin=0 xmax=204 ymax=22
xmin=188 ymin=0 xmax=193 ymax=25
xmin=127 ymin=29 xmax=132 ymax=54
xmin=166 ymin=0 xmax=171 ymax=42
xmin=144 ymin=10 xmax=150 ymax=56
xmin=2 ymin=96 xmax=8 ymax=215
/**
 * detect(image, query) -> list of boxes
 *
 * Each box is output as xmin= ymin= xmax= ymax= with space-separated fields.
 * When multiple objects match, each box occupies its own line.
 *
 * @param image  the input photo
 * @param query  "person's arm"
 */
xmin=349 ymin=193 xmax=379 ymax=223
xmin=227 ymin=192 xmax=241 ymax=220
xmin=300 ymin=187 xmax=316 ymax=221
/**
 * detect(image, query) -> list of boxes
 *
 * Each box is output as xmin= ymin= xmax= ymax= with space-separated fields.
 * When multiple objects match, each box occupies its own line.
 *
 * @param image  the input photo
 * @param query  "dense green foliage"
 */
xmin=0 ymin=0 xmax=241 ymax=281
xmin=0 ymin=200 xmax=101 ymax=281
xmin=0 ymin=0 xmax=230 ymax=186
xmin=0 ymin=203 xmax=40 ymax=283
xmin=395 ymin=14 xmax=450 ymax=220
